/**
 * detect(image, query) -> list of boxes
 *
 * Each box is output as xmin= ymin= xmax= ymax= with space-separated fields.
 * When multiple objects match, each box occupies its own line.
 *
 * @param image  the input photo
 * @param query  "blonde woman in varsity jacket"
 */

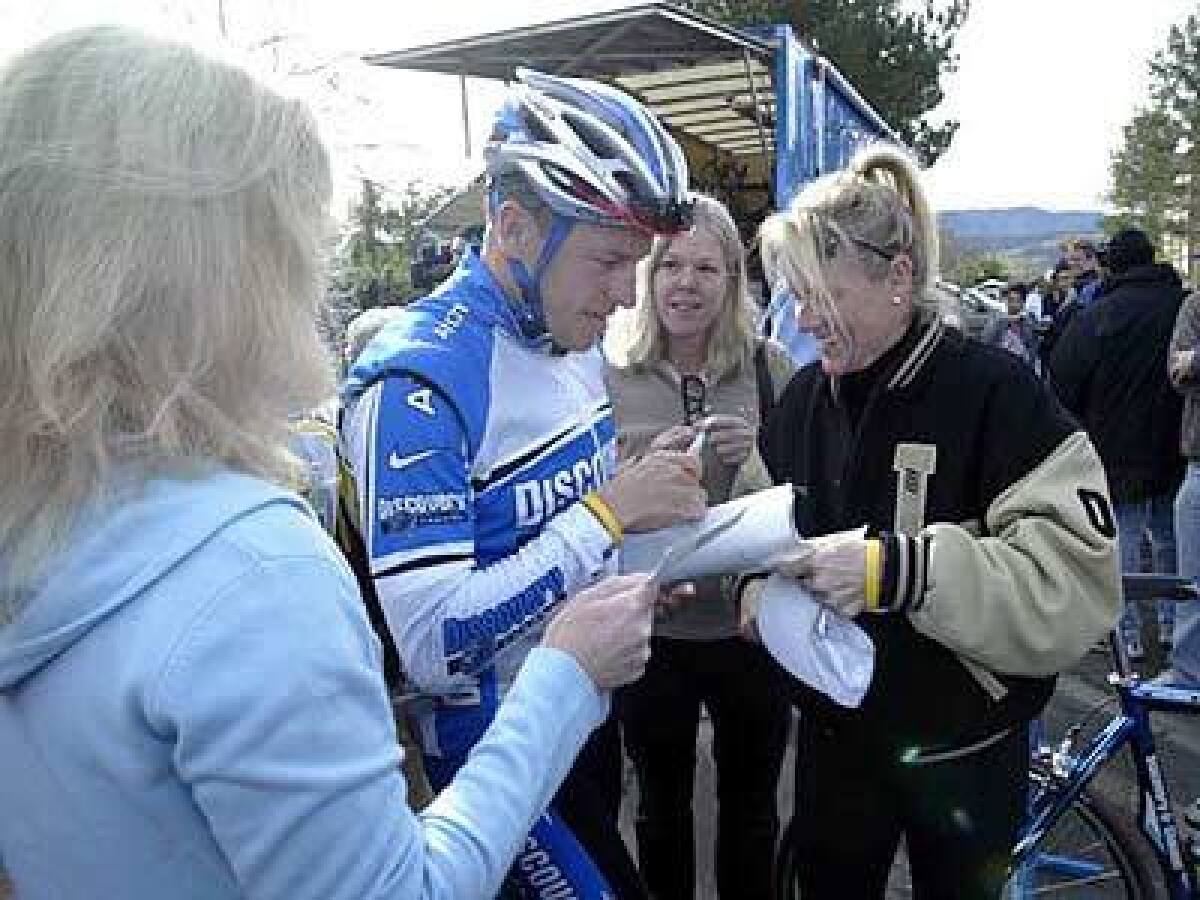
xmin=606 ymin=193 xmax=794 ymax=900
xmin=748 ymin=145 xmax=1120 ymax=899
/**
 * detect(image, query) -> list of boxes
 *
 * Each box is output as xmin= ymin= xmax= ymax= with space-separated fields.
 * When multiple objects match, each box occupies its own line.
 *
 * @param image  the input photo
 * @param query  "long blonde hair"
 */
xmin=0 ymin=26 xmax=335 ymax=615
xmin=617 ymin=193 xmax=757 ymax=382
xmin=759 ymin=143 xmax=942 ymax=355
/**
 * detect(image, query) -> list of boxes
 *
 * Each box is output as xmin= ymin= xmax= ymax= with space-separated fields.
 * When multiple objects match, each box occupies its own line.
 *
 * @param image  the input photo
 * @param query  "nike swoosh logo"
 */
xmin=388 ymin=449 xmax=437 ymax=471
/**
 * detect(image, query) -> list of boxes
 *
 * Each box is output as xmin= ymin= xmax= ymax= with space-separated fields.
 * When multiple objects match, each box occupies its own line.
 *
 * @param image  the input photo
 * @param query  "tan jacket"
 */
xmin=607 ymin=340 xmax=794 ymax=640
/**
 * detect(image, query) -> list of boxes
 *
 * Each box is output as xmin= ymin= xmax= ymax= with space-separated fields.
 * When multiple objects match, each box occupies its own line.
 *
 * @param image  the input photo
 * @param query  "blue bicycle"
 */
xmin=1006 ymin=573 xmax=1200 ymax=898
xmin=773 ymin=574 xmax=1200 ymax=898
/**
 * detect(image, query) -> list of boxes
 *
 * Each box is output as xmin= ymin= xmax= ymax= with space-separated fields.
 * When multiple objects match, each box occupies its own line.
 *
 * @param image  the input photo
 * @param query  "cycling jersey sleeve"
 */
xmin=343 ymin=377 xmax=616 ymax=693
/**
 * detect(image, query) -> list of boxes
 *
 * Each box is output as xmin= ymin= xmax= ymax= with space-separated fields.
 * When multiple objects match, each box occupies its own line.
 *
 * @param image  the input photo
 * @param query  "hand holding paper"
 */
xmin=619 ymin=485 xmax=875 ymax=708
xmin=769 ymin=526 xmax=871 ymax=617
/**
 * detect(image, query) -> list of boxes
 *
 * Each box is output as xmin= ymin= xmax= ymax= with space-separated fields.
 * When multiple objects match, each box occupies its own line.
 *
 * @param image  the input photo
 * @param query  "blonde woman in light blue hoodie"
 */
xmin=0 ymin=26 xmax=657 ymax=900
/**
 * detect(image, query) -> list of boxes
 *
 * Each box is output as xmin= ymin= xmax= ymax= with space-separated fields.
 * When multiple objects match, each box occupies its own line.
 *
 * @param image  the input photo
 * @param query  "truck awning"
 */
xmin=422 ymin=173 xmax=487 ymax=240
xmin=364 ymin=2 xmax=777 ymax=160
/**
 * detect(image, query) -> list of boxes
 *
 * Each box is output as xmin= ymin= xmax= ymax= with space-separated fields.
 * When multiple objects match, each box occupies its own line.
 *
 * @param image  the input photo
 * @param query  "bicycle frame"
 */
xmin=1013 ymin=574 xmax=1200 ymax=898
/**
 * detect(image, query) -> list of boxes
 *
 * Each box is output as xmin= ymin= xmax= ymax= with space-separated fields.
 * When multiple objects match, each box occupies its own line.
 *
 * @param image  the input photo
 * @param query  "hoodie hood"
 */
xmin=0 ymin=470 xmax=302 ymax=691
xmin=1091 ymin=263 xmax=1185 ymax=340
xmin=1103 ymin=262 xmax=1182 ymax=294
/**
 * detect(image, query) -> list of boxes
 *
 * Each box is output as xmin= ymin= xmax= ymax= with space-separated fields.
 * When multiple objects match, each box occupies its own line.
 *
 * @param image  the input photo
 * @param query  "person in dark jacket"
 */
xmin=744 ymin=144 xmax=1119 ymax=899
xmin=1036 ymin=261 xmax=1077 ymax=362
xmin=1049 ymin=227 xmax=1185 ymax=659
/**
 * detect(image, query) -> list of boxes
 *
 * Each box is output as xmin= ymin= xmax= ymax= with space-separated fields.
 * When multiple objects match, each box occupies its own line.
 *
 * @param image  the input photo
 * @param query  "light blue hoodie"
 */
xmin=0 ymin=470 xmax=606 ymax=899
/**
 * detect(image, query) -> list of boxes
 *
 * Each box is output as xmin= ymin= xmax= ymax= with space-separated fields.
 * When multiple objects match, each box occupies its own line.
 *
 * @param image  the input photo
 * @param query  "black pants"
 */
xmin=619 ymin=636 xmax=790 ymax=900
xmin=553 ymin=713 xmax=650 ymax=900
xmin=790 ymin=716 xmax=1028 ymax=900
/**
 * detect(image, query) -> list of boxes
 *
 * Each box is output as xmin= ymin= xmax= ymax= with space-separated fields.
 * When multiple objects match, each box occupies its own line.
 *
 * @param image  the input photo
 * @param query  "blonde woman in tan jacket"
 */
xmin=606 ymin=193 xmax=793 ymax=900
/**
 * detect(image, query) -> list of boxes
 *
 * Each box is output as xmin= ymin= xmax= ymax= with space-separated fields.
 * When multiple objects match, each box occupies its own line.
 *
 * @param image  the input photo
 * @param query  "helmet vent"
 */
xmin=520 ymin=109 xmax=557 ymax=145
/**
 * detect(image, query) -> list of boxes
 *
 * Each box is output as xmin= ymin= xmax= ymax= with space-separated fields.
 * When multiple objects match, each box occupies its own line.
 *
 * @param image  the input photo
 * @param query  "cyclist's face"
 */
xmin=652 ymin=228 xmax=729 ymax=346
xmin=541 ymin=222 xmax=651 ymax=350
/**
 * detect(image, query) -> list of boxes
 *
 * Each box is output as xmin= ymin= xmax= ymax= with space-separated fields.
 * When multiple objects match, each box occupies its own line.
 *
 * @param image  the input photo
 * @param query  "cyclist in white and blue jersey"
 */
xmin=342 ymin=68 xmax=707 ymax=899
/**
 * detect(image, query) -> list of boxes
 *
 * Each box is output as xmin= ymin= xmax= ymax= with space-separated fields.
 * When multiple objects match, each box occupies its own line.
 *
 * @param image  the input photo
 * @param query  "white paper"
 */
xmin=755 ymin=575 xmax=875 ymax=708
xmin=619 ymin=484 xmax=798 ymax=581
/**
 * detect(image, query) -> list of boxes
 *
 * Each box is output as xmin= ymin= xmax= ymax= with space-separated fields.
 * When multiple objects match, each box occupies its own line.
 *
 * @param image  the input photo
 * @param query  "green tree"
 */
xmin=1107 ymin=106 xmax=1180 ymax=248
xmin=337 ymin=179 xmax=455 ymax=309
xmin=674 ymin=0 xmax=971 ymax=166
xmin=1149 ymin=14 xmax=1200 ymax=261
xmin=1109 ymin=11 xmax=1200 ymax=270
xmin=938 ymin=225 xmax=964 ymax=281
xmin=946 ymin=252 xmax=1009 ymax=287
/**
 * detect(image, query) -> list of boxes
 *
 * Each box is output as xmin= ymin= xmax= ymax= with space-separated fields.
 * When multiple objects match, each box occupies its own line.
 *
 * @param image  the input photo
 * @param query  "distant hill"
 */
xmin=940 ymin=207 xmax=1105 ymax=278
xmin=941 ymin=208 xmax=1103 ymax=239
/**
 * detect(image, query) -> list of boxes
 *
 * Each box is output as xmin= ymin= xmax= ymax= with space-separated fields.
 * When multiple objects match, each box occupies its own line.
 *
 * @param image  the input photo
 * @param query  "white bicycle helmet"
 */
xmin=486 ymin=67 xmax=693 ymax=235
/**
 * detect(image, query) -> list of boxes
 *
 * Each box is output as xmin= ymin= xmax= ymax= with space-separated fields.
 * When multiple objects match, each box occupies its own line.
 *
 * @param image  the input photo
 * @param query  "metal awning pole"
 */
xmin=742 ymin=49 xmax=771 ymax=171
xmin=460 ymin=69 xmax=471 ymax=158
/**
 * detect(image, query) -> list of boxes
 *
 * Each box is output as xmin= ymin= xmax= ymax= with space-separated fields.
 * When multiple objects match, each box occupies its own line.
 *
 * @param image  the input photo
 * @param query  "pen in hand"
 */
xmin=687 ymin=417 xmax=709 ymax=457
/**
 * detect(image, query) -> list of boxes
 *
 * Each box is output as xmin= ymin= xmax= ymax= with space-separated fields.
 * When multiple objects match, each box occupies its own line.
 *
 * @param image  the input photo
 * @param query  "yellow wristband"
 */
xmin=864 ymin=539 xmax=882 ymax=611
xmin=581 ymin=492 xmax=624 ymax=546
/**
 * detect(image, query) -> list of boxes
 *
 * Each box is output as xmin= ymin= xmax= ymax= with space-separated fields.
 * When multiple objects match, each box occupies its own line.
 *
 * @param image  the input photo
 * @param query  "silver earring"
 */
xmin=892 ymin=296 xmax=903 ymax=306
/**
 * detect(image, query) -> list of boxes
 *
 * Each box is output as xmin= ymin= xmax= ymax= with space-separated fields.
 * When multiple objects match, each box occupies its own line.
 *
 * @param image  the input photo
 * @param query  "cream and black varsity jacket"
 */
xmin=761 ymin=313 xmax=1120 ymax=755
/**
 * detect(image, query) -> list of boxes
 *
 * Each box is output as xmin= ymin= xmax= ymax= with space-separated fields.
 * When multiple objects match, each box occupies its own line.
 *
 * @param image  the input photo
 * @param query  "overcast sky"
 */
xmin=2 ymin=0 xmax=1197 ymax=212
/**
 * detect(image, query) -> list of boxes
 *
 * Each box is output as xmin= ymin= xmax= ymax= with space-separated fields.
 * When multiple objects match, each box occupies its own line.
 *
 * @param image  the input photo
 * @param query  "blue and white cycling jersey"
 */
xmin=341 ymin=251 xmax=620 ymax=764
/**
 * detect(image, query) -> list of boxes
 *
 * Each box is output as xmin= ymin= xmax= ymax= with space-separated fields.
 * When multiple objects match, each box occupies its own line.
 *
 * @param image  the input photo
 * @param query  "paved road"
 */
xmin=619 ymin=619 xmax=1200 ymax=899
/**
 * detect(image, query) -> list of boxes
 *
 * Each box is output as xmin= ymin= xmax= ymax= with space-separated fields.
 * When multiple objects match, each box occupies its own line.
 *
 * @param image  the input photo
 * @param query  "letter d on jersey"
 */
xmin=515 ymin=480 xmax=545 ymax=529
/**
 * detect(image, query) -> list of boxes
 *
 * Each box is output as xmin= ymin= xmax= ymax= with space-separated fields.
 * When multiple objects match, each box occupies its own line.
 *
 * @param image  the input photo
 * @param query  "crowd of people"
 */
xmin=5 ymin=22 xmax=1183 ymax=900
xmin=978 ymin=229 xmax=1198 ymax=689
xmin=979 ymin=223 xmax=1200 ymax=852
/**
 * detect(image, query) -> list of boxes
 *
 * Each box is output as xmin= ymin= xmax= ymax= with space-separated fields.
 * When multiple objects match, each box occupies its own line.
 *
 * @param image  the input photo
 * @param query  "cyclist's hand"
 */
xmin=543 ymin=575 xmax=655 ymax=690
xmin=703 ymin=414 xmax=756 ymax=468
xmin=768 ymin=527 xmax=871 ymax=618
xmin=598 ymin=451 xmax=706 ymax=533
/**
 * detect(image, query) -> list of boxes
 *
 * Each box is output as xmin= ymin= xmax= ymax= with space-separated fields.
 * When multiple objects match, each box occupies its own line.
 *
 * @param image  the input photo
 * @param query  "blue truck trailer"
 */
xmin=366 ymin=2 xmax=898 ymax=246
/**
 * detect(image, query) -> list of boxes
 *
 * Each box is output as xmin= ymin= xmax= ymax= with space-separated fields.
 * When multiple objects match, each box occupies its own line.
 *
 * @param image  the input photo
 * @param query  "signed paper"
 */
xmin=756 ymin=575 xmax=875 ymax=708
xmin=619 ymin=484 xmax=874 ymax=707
xmin=619 ymin=484 xmax=798 ymax=581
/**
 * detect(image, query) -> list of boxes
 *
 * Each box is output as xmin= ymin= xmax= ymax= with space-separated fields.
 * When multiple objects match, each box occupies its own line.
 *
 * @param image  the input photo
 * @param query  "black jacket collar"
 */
xmin=1101 ymin=263 xmax=1182 ymax=294
xmin=825 ymin=310 xmax=946 ymax=405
